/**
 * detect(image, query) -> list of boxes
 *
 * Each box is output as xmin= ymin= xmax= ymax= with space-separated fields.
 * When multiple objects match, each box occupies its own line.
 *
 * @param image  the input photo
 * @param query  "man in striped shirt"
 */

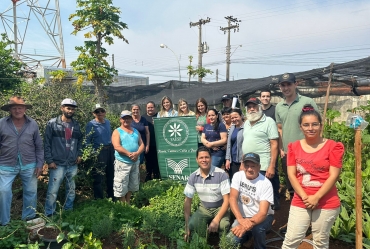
xmin=184 ymin=146 xmax=230 ymax=241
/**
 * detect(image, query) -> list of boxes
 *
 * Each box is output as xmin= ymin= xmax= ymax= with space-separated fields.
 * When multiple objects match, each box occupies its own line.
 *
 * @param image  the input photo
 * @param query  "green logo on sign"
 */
xmin=166 ymin=158 xmax=189 ymax=174
xmin=163 ymin=119 xmax=189 ymax=147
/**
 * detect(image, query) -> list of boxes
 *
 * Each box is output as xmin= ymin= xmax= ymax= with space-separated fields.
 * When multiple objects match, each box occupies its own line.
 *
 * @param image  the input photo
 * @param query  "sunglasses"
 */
xmin=94 ymin=110 xmax=106 ymax=114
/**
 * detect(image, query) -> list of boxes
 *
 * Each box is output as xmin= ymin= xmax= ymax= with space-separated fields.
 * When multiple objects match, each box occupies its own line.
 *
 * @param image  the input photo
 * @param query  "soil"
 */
xmin=37 ymin=227 xmax=59 ymax=241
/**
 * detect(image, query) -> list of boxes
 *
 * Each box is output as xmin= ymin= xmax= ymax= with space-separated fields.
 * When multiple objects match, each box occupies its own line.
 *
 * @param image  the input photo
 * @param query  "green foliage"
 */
xmin=62 ymin=199 xmax=142 ymax=232
xmin=0 ymin=220 xmax=28 ymax=248
xmin=69 ymin=0 xmax=128 ymax=102
xmin=218 ymin=231 xmax=240 ymax=249
xmin=176 ymin=232 xmax=211 ymax=249
xmin=91 ymin=216 xmax=113 ymax=239
xmin=0 ymin=33 xmax=25 ymax=92
xmin=140 ymin=182 xmax=199 ymax=240
xmin=187 ymin=55 xmax=213 ymax=82
xmin=49 ymin=70 xmax=68 ymax=83
xmin=324 ymin=103 xmax=370 ymax=245
xmin=132 ymin=179 xmax=184 ymax=208
xmin=121 ymin=224 xmax=136 ymax=249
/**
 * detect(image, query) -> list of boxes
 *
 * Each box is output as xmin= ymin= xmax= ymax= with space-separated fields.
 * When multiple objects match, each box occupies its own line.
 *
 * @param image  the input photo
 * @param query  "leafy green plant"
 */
xmin=140 ymin=183 xmax=199 ymax=240
xmin=0 ymin=220 xmax=28 ymax=248
xmin=121 ymin=224 xmax=136 ymax=249
xmin=218 ymin=231 xmax=240 ymax=249
xmin=91 ymin=216 xmax=113 ymax=239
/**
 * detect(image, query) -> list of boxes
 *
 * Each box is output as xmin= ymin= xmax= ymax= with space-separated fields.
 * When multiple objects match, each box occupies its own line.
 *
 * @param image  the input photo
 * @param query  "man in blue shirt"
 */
xmin=85 ymin=104 xmax=114 ymax=199
xmin=0 ymin=96 xmax=44 ymax=225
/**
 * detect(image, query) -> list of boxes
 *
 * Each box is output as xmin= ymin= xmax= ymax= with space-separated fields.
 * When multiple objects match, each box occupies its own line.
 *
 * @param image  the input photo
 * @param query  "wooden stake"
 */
xmin=321 ymin=63 xmax=334 ymax=136
xmin=355 ymin=128 xmax=363 ymax=249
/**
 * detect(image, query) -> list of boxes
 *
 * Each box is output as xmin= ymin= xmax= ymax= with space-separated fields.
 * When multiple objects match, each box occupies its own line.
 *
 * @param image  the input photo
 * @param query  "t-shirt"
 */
xmin=242 ymin=115 xmax=279 ymax=171
xmin=231 ymin=171 xmax=274 ymax=218
xmin=196 ymin=114 xmax=207 ymax=143
xmin=62 ymin=122 xmax=72 ymax=151
xmin=202 ymin=123 xmax=227 ymax=157
xmin=142 ymin=113 xmax=157 ymax=147
xmin=287 ymin=140 xmax=344 ymax=209
xmin=184 ymin=166 xmax=230 ymax=208
xmin=131 ymin=116 xmax=149 ymax=146
xmin=262 ymin=105 xmax=276 ymax=121
xmin=275 ymin=94 xmax=318 ymax=152
xmin=85 ymin=119 xmax=112 ymax=149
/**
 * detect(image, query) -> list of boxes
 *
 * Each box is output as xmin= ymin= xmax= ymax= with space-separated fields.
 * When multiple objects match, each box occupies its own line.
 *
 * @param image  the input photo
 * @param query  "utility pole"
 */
xmin=12 ymin=0 xmax=19 ymax=58
xmin=220 ymin=16 xmax=240 ymax=81
xmin=190 ymin=17 xmax=210 ymax=82
xmin=112 ymin=54 xmax=115 ymax=68
xmin=216 ymin=69 xmax=218 ymax=82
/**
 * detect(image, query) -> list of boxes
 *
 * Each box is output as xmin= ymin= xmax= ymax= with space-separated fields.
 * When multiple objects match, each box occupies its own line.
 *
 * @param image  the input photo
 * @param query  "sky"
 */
xmin=1 ymin=0 xmax=370 ymax=84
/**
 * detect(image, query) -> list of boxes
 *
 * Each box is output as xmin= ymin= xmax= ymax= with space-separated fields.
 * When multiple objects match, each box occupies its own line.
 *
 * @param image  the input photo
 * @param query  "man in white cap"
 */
xmin=111 ymin=110 xmax=144 ymax=204
xmin=85 ymin=104 xmax=114 ymax=200
xmin=44 ymin=98 xmax=83 ymax=216
xmin=0 ymin=96 xmax=43 ymax=225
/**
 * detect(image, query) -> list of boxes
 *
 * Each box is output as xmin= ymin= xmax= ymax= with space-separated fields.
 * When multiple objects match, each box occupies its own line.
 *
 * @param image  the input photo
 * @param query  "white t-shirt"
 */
xmin=231 ymin=171 xmax=274 ymax=218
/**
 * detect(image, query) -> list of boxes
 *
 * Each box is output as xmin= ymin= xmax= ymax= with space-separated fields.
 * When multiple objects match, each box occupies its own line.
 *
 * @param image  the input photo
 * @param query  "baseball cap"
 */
xmin=221 ymin=94 xmax=233 ymax=100
xmin=93 ymin=104 xmax=106 ymax=113
xmin=61 ymin=98 xmax=77 ymax=107
xmin=120 ymin=110 xmax=132 ymax=118
xmin=245 ymin=97 xmax=261 ymax=106
xmin=242 ymin=152 xmax=260 ymax=164
xmin=278 ymin=73 xmax=296 ymax=84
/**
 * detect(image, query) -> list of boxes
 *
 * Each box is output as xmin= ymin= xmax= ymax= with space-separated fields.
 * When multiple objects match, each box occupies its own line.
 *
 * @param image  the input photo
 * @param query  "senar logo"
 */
xmin=166 ymin=158 xmax=189 ymax=174
xmin=163 ymin=119 xmax=189 ymax=147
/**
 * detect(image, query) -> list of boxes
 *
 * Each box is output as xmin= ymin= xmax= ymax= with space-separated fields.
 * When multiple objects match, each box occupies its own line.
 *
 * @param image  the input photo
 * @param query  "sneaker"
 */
xmin=279 ymin=223 xmax=287 ymax=234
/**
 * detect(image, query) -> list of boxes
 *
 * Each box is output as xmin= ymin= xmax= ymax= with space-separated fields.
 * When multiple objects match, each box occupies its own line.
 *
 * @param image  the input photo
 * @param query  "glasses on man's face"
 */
xmin=301 ymin=122 xmax=321 ymax=129
xmin=94 ymin=110 xmax=106 ymax=114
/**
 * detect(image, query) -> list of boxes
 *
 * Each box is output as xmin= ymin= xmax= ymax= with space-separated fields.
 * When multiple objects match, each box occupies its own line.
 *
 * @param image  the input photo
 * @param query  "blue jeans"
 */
xmin=229 ymin=214 xmax=274 ymax=249
xmin=211 ymin=155 xmax=225 ymax=168
xmin=0 ymin=167 xmax=37 ymax=225
xmin=45 ymin=165 xmax=77 ymax=216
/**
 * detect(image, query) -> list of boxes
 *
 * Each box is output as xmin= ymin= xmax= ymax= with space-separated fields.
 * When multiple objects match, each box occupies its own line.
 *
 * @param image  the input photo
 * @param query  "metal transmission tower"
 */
xmin=0 ymin=0 xmax=66 ymax=68
xmin=190 ymin=17 xmax=210 ymax=82
xmin=220 ymin=16 xmax=240 ymax=81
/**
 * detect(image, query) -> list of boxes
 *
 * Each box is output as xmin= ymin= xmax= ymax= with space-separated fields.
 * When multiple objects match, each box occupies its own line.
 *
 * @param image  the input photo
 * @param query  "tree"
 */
xmin=186 ymin=55 xmax=213 ymax=83
xmin=0 ymin=34 xmax=25 ymax=92
xmin=69 ymin=0 xmax=128 ymax=103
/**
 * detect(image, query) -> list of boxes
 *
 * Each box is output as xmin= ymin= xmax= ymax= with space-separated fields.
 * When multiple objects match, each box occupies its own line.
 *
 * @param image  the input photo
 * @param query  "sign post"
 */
xmin=154 ymin=116 xmax=199 ymax=183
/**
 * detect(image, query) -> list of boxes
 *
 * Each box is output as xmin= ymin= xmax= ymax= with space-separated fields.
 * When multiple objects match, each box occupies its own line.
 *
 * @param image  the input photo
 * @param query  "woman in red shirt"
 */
xmin=282 ymin=104 xmax=343 ymax=249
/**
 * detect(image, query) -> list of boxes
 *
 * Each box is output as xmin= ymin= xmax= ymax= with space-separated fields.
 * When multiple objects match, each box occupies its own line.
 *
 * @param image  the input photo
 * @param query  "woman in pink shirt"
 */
xmin=282 ymin=104 xmax=344 ymax=249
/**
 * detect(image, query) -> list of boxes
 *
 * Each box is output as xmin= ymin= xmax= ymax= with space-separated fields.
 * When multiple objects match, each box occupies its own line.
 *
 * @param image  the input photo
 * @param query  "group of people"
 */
xmin=183 ymin=72 xmax=344 ymax=249
xmin=0 ymin=72 xmax=344 ymax=249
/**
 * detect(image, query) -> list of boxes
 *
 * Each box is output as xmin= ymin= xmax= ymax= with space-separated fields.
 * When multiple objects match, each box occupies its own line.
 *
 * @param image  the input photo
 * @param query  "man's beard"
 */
xmin=62 ymin=111 xmax=74 ymax=119
xmin=246 ymin=108 xmax=263 ymax=122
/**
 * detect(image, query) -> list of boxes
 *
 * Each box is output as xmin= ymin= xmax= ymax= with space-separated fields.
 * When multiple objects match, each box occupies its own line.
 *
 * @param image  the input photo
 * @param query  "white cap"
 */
xmin=61 ymin=98 xmax=77 ymax=107
xmin=93 ymin=103 xmax=106 ymax=112
xmin=120 ymin=110 xmax=132 ymax=118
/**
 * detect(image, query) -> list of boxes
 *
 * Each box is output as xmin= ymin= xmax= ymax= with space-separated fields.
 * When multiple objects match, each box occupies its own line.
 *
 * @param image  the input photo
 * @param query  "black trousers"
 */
xmin=92 ymin=145 xmax=115 ymax=199
xmin=144 ymin=146 xmax=161 ymax=181
xmin=282 ymin=155 xmax=294 ymax=196
xmin=228 ymin=162 xmax=241 ymax=181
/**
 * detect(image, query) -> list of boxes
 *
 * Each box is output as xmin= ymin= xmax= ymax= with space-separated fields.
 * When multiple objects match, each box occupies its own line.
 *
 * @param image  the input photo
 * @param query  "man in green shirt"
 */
xmin=242 ymin=97 xmax=279 ymax=209
xmin=275 ymin=73 xmax=318 ymax=198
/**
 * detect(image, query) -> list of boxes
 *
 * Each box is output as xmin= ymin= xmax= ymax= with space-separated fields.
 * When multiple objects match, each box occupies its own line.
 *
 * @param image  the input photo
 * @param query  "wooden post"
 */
xmin=321 ymin=63 xmax=334 ymax=136
xmin=354 ymin=128 xmax=363 ymax=249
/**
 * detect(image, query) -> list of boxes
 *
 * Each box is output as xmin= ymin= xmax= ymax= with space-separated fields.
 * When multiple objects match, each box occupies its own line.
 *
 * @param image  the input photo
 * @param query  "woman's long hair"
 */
xmin=208 ymin=108 xmax=220 ymax=131
xmin=178 ymin=98 xmax=190 ymax=115
xmin=158 ymin=96 xmax=174 ymax=117
xmin=195 ymin=98 xmax=208 ymax=119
